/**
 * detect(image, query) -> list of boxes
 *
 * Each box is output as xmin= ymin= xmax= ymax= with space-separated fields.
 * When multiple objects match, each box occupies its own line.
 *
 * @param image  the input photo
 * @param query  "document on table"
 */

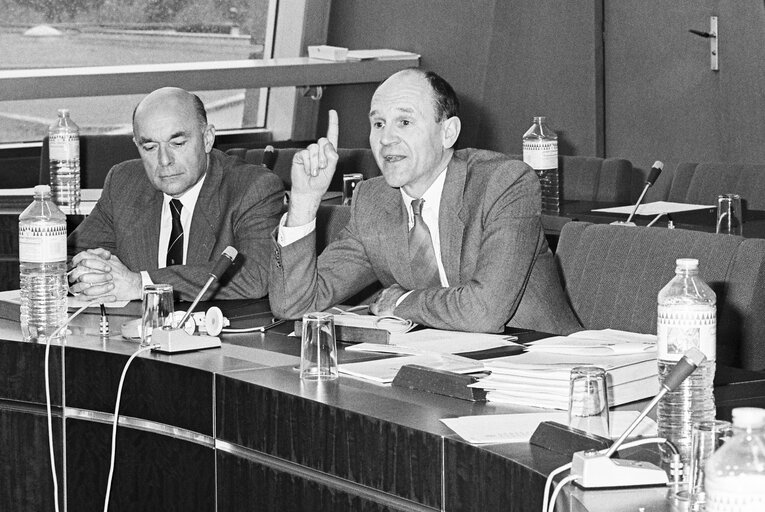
xmin=441 ymin=411 xmax=657 ymax=444
xmin=338 ymin=353 xmax=484 ymax=384
xmin=592 ymin=201 xmax=713 ymax=216
xmin=523 ymin=329 xmax=656 ymax=356
xmin=345 ymin=328 xmax=520 ymax=355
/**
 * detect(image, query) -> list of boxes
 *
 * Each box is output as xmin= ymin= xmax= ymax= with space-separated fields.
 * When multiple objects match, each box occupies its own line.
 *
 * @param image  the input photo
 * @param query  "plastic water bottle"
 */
xmin=522 ymin=116 xmax=560 ymax=214
xmin=19 ymin=185 xmax=68 ymax=343
xmin=657 ymin=258 xmax=716 ymax=466
xmin=705 ymin=407 xmax=765 ymax=511
xmin=48 ymin=108 xmax=80 ymax=211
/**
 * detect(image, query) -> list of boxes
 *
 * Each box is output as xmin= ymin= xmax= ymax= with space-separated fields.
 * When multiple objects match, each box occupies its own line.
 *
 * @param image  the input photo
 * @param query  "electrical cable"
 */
xmin=541 ymin=436 xmax=681 ymax=512
xmin=45 ymin=302 xmax=91 ymax=512
xmin=102 ymin=344 xmax=157 ymax=512
xmin=547 ymin=474 xmax=579 ymax=512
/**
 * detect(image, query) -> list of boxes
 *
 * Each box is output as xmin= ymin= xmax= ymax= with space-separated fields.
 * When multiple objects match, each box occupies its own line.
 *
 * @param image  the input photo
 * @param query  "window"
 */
xmin=0 ymin=0 xmax=276 ymax=144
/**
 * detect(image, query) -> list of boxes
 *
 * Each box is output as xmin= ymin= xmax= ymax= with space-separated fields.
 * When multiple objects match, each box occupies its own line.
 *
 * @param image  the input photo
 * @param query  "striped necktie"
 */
xmin=409 ymin=198 xmax=442 ymax=288
xmin=166 ymin=198 xmax=184 ymax=267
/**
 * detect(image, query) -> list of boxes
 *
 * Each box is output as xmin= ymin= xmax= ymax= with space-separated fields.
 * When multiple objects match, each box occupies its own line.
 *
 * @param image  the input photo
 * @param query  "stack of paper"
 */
xmin=346 ymin=328 xmax=520 ymax=355
xmin=338 ymin=353 xmax=484 ymax=384
xmin=474 ymin=330 xmax=659 ymax=409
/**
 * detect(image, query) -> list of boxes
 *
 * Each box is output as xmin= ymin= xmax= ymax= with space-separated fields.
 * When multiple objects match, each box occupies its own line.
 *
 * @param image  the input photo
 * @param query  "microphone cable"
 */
xmin=102 ymin=343 xmax=157 ymax=512
xmin=44 ymin=302 xmax=92 ymax=512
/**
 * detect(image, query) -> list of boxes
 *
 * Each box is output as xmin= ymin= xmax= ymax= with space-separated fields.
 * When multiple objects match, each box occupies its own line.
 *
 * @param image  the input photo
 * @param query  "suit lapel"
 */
xmin=377 ymin=187 xmax=415 ymax=287
xmin=186 ymin=153 xmax=221 ymax=264
xmin=439 ymin=154 xmax=467 ymax=284
xmin=126 ymin=188 xmax=162 ymax=270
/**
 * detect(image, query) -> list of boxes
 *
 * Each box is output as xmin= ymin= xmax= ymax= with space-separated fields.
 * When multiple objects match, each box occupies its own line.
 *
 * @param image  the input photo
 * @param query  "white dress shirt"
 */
xmin=140 ymin=174 xmax=206 ymax=287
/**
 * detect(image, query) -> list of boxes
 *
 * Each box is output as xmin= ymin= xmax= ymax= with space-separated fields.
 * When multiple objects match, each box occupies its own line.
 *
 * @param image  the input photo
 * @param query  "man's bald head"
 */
xmin=132 ymin=87 xmax=207 ymax=133
xmin=131 ymin=87 xmax=215 ymax=197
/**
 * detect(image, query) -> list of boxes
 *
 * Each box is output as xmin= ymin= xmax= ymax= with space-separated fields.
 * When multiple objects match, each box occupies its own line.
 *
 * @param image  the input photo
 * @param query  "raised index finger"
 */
xmin=326 ymin=109 xmax=339 ymax=149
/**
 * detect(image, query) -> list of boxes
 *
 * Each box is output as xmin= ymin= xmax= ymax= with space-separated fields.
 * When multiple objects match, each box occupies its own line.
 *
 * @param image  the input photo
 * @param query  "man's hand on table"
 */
xmin=68 ymin=248 xmax=142 ymax=301
xmin=369 ymin=284 xmax=408 ymax=317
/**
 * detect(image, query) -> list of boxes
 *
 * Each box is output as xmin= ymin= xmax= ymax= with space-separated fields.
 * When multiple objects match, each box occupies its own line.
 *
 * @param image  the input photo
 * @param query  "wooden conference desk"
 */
xmin=2 ymin=300 xmax=765 ymax=512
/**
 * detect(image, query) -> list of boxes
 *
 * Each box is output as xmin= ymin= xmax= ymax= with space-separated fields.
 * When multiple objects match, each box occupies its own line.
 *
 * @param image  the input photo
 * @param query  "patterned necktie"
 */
xmin=409 ymin=198 xmax=442 ymax=288
xmin=166 ymin=198 xmax=184 ymax=267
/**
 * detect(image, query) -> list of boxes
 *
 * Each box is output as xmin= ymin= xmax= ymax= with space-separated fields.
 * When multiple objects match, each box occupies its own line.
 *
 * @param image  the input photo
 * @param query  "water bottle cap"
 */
xmin=675 ymin=258 xmax=699 ymax=270
xmin=732 ymin=407 xmax=765 ymax=428
xmin=57 ymin=108 xmax=70 ymax=117
xmin=33 ymin=185 xmax=51 ymax=197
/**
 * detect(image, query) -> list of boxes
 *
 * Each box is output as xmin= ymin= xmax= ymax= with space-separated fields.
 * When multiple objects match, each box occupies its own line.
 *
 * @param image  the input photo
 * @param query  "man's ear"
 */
xmin=441 ymin=116 xmax=461 ymax=149
xmin=203 ymin=124 xmax=216 ymax=153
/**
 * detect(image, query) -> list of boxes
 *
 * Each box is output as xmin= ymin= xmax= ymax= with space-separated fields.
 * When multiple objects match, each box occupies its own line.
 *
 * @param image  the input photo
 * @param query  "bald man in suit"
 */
xmin=68 ymin=87 xmax=284 ymax=301
xmin=270 ymin=69 xmax=581 ymax=334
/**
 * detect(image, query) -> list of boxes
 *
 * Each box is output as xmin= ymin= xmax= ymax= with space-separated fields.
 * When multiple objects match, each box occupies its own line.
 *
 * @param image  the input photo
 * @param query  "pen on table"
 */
xmin=255 ymin=318 xmax=288 ymax=332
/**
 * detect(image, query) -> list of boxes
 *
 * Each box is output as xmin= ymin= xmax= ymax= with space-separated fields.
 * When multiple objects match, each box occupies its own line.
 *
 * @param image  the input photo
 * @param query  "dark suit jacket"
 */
xmin=69 ymin=149 xmax=284 ymax=300
xmin=270 ymin=148 xmax=581 ymax=335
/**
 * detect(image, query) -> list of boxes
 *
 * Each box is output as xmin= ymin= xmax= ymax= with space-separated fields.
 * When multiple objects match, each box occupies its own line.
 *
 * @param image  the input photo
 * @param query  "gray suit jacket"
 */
xmin=69 ymin=149 xmax=285 ymax=300
xmin=270 ymin=148 xmax=581 ymax=335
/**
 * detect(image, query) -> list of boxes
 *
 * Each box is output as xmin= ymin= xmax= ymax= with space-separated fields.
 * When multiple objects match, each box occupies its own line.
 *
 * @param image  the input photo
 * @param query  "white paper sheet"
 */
xmin=440 ymin=411 xmax=657 ymax=444
xmin=345 ymin=328 xmax=520 ymax=355
xmin=592 ymin=201 xmax=713 ymax=216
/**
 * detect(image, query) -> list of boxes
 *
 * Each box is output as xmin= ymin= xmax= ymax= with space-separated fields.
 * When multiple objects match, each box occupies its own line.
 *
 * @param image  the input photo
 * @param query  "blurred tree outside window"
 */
xmin=0 ymin=0 xmax=272 ymax=143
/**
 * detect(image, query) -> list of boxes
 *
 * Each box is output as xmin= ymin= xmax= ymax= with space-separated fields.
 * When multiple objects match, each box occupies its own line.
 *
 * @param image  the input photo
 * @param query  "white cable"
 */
xmin=103 ymin=344 xmax=156 ymax=512
xmin=542 ymin=462 xmax=572 ymax=512
xmin=547 ymin=474 xmax=579 ymax=512
xmin=45 ymin=302 xmax=91 ymax=512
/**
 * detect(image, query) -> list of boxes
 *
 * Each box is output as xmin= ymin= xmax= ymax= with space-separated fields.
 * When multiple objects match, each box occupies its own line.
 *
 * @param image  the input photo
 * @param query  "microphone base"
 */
xmin=610 ymin=221 xmax=637 ymax=226
xmin=571 ymin=450 xmax=668 ymax=489
xmin=151 ymin=328 xmax=221 ymax=353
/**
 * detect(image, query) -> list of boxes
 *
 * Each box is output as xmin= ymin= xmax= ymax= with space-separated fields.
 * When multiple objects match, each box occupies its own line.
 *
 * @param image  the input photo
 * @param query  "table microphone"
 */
xmin=571 ymin=347 xmax=706 ymax=488
xmin=621 ymin=161 xmax=664 ymax=225
xmin=177 ymin=246 xmax=238 ymax=329
xmin=151 ymin=247 xmax=237 ymax=353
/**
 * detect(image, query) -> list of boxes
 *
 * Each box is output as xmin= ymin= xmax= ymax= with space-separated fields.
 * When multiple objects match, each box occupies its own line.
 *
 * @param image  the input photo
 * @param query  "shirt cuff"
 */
xmin=140 ymin=271 xmax=153 ymax=290
xmin=395 ymin=290 xmax=413 ymax=307
xmin=277 ymin=212 xmax=316 ymax=247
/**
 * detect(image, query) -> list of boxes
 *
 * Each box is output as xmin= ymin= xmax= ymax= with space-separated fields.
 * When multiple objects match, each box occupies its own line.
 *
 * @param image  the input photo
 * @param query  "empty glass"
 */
xmin=300 ymin=312 xmax=338 ymax=381
xmin=141 ymin=284 xmax=174 ymax=347
xmin=568 ymin=366 xmax=610 ymax=438
xmin=342 ymin=173 xmax=364 ymax=206
xmin=716 ymin=194 xmax=742 ymax=235
xmin=687 ymin=419 xmax=733 ymax=507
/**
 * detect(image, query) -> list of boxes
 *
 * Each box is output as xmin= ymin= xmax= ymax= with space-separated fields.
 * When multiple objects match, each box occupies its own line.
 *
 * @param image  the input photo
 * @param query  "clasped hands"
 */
xmin=68 ymin=248 xmax=142 ymax=302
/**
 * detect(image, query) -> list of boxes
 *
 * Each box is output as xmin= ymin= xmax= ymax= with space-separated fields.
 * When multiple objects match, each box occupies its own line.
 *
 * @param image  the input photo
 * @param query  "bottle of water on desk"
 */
xmin=19 ymin=185 xmax=68 ymax=343
xmin=657 ymin=258 xmax=716 ymax=467
xmin=705 ymin=407 xmax=765 ymax=511
xmin=48 ymin=108 xmax=80 ymax=211
xmin=522 ymin=116 xmax=559 ymax=214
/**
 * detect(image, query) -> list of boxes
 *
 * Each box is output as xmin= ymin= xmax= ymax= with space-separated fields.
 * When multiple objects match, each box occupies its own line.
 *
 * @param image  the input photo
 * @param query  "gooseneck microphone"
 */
xmin=177 ymin=246 xmax=238 ymax=329
xmin=625 ymin=161 xmax=664 ymax=224
xmin=604 ymin=347 xmax=705 ymax=458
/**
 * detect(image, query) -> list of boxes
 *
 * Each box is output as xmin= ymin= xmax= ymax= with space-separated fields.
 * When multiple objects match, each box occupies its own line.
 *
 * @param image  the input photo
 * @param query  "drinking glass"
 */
xmin=687 ymin=419 xmax=733 ymax=507
xmin=300 ymin=312 xmax=338 ymax=381
xmin=342 ymin=173 xmax=364 ymax=206
xmin=141 ymin=284 xmax=174 ymax=347
xmin=568 ymin=366 xmax=610 ymax=438
xmin=716 ymin=194 xmax=743 ymax=235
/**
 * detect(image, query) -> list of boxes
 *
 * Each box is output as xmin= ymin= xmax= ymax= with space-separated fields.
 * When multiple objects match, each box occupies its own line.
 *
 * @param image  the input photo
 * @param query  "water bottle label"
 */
xmin=657 ymin=304 xmax=716 ymax=361
xmin=523 ymin=140 xmax=558 ymax=170
xmin=49 ymin=133 xmax=79 ymax=160
xmin=19 ymin=225 xmax=67 ymax=263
